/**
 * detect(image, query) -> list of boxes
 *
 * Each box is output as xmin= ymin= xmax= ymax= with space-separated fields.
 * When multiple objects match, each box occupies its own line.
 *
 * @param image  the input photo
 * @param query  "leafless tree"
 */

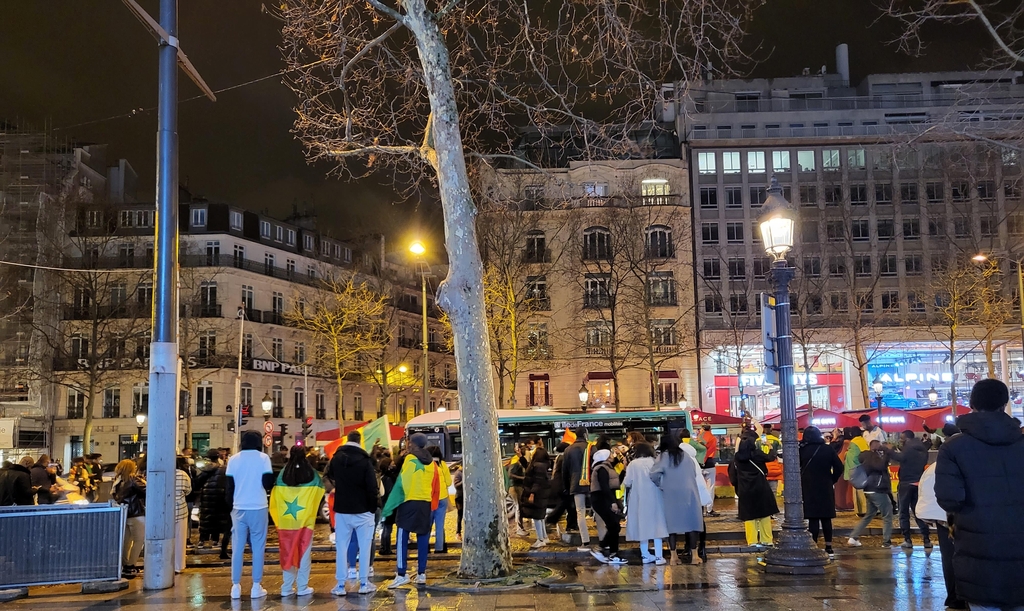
xmin=278 ymin=0 xmax=762 ymax=577
xmin=879 ymin=0 xmax=1023 ymax=65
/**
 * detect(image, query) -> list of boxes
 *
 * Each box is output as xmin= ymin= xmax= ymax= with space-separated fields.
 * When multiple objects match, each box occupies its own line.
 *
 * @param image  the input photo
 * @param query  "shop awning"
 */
xmin=688 ymin=410 xmax=745 ymax=426
xmin=762 ymin=407 xmax=861 ymax=430
xmin=907 ymin=407 xmax=966 ymax=430
xmin=529 ymin=373 xmax=550 ymax=381
xmin=843 ymin=408 xmax=926 ymax=431
xmin=657 ymin=371 xmax=679 ymax=379
xmin=587 ymin=372 xmax=613 ymax=380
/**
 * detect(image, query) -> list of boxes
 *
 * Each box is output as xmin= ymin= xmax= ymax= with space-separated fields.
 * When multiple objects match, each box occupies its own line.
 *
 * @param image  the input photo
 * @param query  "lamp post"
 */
xmin=410 ymin=241 xmax=431 ymax=415
xmin=872 ymin=377 xmax=884 ymax=427
xmin=759 ymin=177 xmax=828 ymax=572
xmin=261 ymin=391 xmax=273 ymax=454
xmin=678 ymin=395 xmax=688 ymax=410
xmin=578 ymin=382 xmax=589 ymax=413
xmin=928 ymin=386 xmax=939 ymax=407
xmin=135 ymin=411 xmax=147 ymax=458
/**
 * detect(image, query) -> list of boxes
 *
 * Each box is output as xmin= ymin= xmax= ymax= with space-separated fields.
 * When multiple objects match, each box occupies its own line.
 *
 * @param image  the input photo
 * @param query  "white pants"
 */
xmin=335 ymin=512 xmax=375 ymax=587
xmin=174 ymin=517 xmax=187 ymax=572
xmin=573 ymin=494 xmax=590 ymax=545
xmin=282 ymin=544 xmax=312 ymax=593
xmin=701 ymin=468 xmax=716 ymax=509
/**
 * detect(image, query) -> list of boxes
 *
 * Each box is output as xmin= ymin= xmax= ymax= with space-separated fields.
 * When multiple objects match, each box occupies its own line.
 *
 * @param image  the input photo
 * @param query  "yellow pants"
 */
xmin=854 ymin=490 xmax=868 ymax=516
xmin=744 ymin=517 xmax=774 ymax=546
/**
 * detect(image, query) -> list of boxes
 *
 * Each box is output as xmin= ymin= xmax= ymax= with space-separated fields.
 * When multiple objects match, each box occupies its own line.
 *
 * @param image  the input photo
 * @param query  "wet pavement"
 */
xmin=12 ymin=545 xmax=949 ymax=610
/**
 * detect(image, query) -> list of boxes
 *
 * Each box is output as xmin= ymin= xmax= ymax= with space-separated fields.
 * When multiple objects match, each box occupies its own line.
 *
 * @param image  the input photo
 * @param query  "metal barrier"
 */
xmin=0 ymin=503 xmax=125 ymax=588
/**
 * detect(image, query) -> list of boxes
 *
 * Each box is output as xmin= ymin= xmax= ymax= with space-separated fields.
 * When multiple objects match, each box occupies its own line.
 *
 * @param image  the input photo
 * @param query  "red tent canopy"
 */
xmin=761 ymin=407 xmax=861 ymax=430
xmin=908 ymin=407 xmax=963 ymax=430
xmin=843 ymin=408 xmax=927 ymax=432
xmin=688 ymin=410 xmax=746 ymax=426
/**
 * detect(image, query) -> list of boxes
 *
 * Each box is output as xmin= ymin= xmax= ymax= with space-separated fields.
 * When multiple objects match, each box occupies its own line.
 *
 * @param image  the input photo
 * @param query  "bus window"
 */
xmin=449 ymin=435 xmax=463 ymax=461
xmin=499 ymin=430 xmax=517 ymax=458
xmin=514 ymin=424 xmax=556 ymax=454
xmin=422 ymin=432 xmax=446 ymax=458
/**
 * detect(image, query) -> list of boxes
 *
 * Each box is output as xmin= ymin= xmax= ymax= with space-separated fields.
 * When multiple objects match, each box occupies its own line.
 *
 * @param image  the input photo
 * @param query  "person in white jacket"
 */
xmin=917 ymin=462 xmax=964 ymax=610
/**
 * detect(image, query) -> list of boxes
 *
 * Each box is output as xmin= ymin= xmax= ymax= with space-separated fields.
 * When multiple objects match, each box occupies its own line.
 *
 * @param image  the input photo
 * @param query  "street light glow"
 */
xmin=409 ymin=241 xmax=426 ymax=256
xmin=758 ymin=177 xmax=796 ymax=259
xmin=135 ymin=412 xmax=147 ymax=427
xmin=261 ymin=391 xmax=273 ymax=414
xmin=578 ymin=382 xmax=589 ymax=404
xmin=973 ymin=253 xmax=989 ymax=262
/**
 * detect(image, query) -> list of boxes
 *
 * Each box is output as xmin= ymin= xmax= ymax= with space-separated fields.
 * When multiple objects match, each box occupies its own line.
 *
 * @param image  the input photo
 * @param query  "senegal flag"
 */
xmin=270 ymin=471 xmax=325 ymax=570
xmin=358 ymin=415 xmax=392 ymax=453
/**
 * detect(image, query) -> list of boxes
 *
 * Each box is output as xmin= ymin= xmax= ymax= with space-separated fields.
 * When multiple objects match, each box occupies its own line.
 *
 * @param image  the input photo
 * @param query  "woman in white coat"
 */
xmin=651 ymin=434 xmax=712 ymax=565
xmin=623 ymin=442 xmax=669 ymax=564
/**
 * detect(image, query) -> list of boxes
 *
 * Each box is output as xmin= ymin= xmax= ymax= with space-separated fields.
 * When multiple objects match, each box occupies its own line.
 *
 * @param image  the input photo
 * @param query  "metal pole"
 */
xmin=763 ymin=260 xmax=827 ymax=572
xmin=1017 ymin=258 xmax=1024 ymax=416
xmin=421 ymin=270 xmax=430 ymax=413
xmin=143 ymin=0 xmax=179 ymax=590
xmin=232 ymin=306 xmax=244 ymax=455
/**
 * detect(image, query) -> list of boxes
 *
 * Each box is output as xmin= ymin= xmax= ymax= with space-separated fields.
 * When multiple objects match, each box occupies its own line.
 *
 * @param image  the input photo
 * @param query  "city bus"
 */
xmin=405 ymin=408 xmax=744 ymax=462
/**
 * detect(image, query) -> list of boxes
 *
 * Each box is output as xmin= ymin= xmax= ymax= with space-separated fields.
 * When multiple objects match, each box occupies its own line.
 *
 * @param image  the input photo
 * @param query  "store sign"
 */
xmin=0 ymin=419 xmax=14 ymax=448
xmin=249 ymin=358 xmax=305 ymax=375
xmin=878 ymin=415 xmax=907 ymax=425
xmin=876 ymin=372 xmax=953 ymax=384
xmin=740 ymin=373 xmax=818 ymax=387
xmin=810 ymin=417 xmax=837 ymax=427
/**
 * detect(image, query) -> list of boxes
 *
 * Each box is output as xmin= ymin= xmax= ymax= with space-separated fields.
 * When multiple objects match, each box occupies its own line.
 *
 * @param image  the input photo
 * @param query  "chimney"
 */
xmin=836 ymin=43 xmax=850 ymax=86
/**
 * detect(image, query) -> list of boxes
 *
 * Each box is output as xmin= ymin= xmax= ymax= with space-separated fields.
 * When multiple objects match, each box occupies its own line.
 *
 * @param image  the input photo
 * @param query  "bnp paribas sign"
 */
xmin=249 ymin=358 xmax=305 ymax=376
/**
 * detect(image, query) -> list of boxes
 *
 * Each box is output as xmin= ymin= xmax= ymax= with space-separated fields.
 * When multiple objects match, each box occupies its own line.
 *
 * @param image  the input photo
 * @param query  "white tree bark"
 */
xmin=404 ymin=0 xmax=512 ymax=578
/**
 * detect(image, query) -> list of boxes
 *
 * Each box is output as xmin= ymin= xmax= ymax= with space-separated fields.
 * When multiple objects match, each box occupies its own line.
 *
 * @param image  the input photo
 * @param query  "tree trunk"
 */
xmin=405 ymin=0 xmax=513 ymax=578
xmin=334 ymin=371 xmax=345 ymax=422
xmin=83 ymin=378 xmax=97 ymax=454
xmin=854 ymin=333 xmax=870 ymax=412
xmin=612 ymin=374 xmax=621 ymax=412
xmin=949 ymin=325 xmax=958 ymax=415
xmin=649 ymin=352 xmax=660 ymax=410
xmin=183 ymin=365 xmax=193 ymax=450
xmin=496 ymin=370 xmax=506 ymax=410
xmin=801 ymin=343 xmax=814 ymax=418
xmin=985 ymin=335 xmax=997 ymax=378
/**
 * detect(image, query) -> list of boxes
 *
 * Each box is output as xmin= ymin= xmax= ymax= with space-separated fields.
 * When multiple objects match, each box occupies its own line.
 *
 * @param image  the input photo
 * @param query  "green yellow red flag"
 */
xmin=269 ymin=471 xmax=325 ymax=570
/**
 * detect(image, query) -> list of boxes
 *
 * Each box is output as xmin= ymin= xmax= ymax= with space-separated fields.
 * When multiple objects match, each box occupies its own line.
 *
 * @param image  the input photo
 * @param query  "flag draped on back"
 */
xmin=270 ymin=471 xmax=325 ymax=570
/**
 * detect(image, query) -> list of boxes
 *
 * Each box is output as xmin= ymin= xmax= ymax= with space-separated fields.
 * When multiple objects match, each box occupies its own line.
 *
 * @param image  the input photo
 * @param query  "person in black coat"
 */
xmin=196 ymin=449 xmax=231 ymax=558
xmin=729 ymin=429 xmax=778 ymax=547
xmin=889 ymin=429 xmax=932 ymax=549
xmin=936 ymin=379 xmax=1024 ymax=610
xmin=561 ymin=429 xmax=592 ymax=547
xmin=798 ymin=426 xmax=844 ymax=555
xmin=0 ymin=457 xmax=35 ymax=506
xmin=520 ymin=446 xmax=552 ymax=547
xmin=30 ymin=455 xmax=57 ymax=504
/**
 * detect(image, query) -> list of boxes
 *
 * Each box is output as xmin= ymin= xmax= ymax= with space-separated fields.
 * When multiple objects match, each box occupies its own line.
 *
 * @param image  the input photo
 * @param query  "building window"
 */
xmin=851 ymin=219 xmax=870 ymax=241
xmin=728 ymin=258 xmax=746 ymax=279
xmin=582 ymin=227 xmax=612 ymax=260
xmin=797 ymin=151 xmax=815 ymax=172
xmin=585 ymin=321 xmax=611 ymax=354
xmin=850 ymin=184 xmax=868 ymax=205
xmin=954 ymin=217 xmax=970 ymax=238
xmin=241 ymin=285 xmax=254 ymax=310
xmin=641 ymin=178 xmax=670 ymax=205
xmin=952 ymin=182 xmax=970 ymax=201
xmin=822 ymin=149 xmax=841 ymax=171
xmin=749 ymin=186 xmax=767 ymax=207
xmin=728 ymin=294 xmax=748 ymax=315
xmin=903 ymin=218 xmax=920 ymax=239
xmin=526 ymin=276 xmax=548 ymax=307
xmin=875 ymin=183 xmax=893 ymax=204
xmin=697 ymin=152 xmax=716 ymax=175
xmin=801 ymin=220 xmax=818 ymax=243
xmin=908 ymin=293 xmax=926 ymax=313
xmin=137 ymin=282 xmax=153 ymax=307
xmin=847 ymin=149 xmax=866 ymax=170
xmin=900 ymin=183 xmax=919 ymax=203
xmin=272 ymin=292 xmax=284 ymax=315
xmin=858 ymin=292 xmax=875 ymax=314
xmin=525 ymin=231 xmax=547 ymax=263
xmin=230 ymin=210 xmax=243 ymax=229
xmin=198 ymin=330 xmax=217 ymax=360
xmin=272 ymin=338 xmax=284 ymax=361
xmin=854 ymin=256 xmax=872 ymax=276
xmin=132 ymin=383 xmax=149 ymax=416
xmin=753 ymin=257 xmax=771 ymax=279
xmin=286 ymin=229 xmax=296 ymax=246
xmin=260 ymin=221 xmax=271 ymax=238
xmin=294 ymin=388 xmax=305 ymax=420
xmin=582 ymin=182 xmax=608 ymax=198
xmin=747 ymin=151 xmax=766 ymax=174
xmin=703 ymin=259 xmax=721 ymax=279
xmin=307 ymin=264 xmax=317 ymax=279
xmin=726 ymin=222 xmax=744 ymax=243
xmin=1008 ymin=215 xmax=1024 ymax=236
xmin=722 ymin=151 xmax=741 ymax=174
xmin=906 ymin=254 xmax=923 ymax=275
xmin=647 ymin=273 xmax=676 ymax=306
xmin=67 ymin=388 xmax=86 ymax=419
xmin=980 ymin=216 xmax=997 ymax=237
xmin=978 ymin=180 xmax=995 ymax=201
xmin=799 ymin=185 xmax=817 ymax=206
xmin=824 ymin=186 xmax=841 ymax=206
xmin=805 ymin=294 xmax=823 ymax=315
xmin=264 ymin=252 xmax=275 ymax=275
xmin=701 ymin=222 xmax=719 ymax=245
xmin=273 ymin=225 xmax=283 ymax=242
xmin=272 ymin=386 xmax=284 ymax=419
xmin=772 ymin=151 xmax=790 ymax=172
xmin=803 ymin=257 xmax=821 ymax=277
xmin=880 ymin=255 xmax=898 ymax=276
xmin=191 ymin=208 xmax=207 ymax=227
xmin=315 ymin=391 xmax=326 ymax=420
xmin=926 ymin=182 xmax=944 ymax=203
xmin=703 ymin=294 xmax=723 ymax=315
xmin=295 ymin=342 xmax=306 ymax=364
xmin=877 ymin=219 xmax=895 ymax=239
xmin=303 ymin=234 xmax=314 ymax=251
xmin=233 ymin=244 xmax=245 ymax=268
xmin=830 ymin=292 xmax=849 ymax=313
xmin=286 ymin=259 xmax=296 ymax=275
xmin=196 ymin=384 xmax=213 ymax=416
xmin=103 ymin=387 xmax=121 ymax=418
xmin=644 ymin=225 xmax=674 ymax=258
xmin=699 ymin=187 xmax=718 ymax=208
xmin=881 ymin=290 xmax=901 ymax=312
xmin=584 ymin=274 xmax=611 ymax=308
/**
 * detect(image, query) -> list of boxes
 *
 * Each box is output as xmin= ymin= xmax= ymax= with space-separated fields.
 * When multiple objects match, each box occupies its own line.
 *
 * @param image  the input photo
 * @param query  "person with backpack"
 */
xmin=843 ymin=426 xmax=870 ymax=516
xmin=760 ymin=424 xmax=784 ymax=496
xmin=846 ymin=439 xmax=894 ymax=548
xmin=588 ymin=449 xmax=626 ymax=565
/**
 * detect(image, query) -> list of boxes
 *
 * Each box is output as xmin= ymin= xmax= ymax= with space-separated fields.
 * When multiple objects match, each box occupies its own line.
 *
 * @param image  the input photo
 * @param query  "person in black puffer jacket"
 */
xmin=936 ymin=379 xmax=1024 ymax=610
xmin=196 ymin=449 xmax=231 ymax=559
xmin=889 ymin=430 xmax=931 ymax=549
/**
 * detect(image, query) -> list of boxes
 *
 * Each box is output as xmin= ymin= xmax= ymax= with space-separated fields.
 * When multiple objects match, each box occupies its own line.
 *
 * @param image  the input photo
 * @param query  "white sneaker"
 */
xmin=415 ymin=573 xmax=427 ymax=585
xmin=368 ymin=567 xmax=375 ymax=577
xmin=331 ymin=585 xmax=347 ymax=596
xmin=654 ymin=557 xmax=667 ymax=566
xmin=847 ymin=537 xmax=862 ymax=547
xmin=329 ymin=531 xmax=336 ymax=545
xmin=641 ymin=555 xmax=655 ymax=564
xmin=590 ymin=548 xmax=609 ymax=563
xmin=230 ymin=584 xmax=242 ymax=600
xmin=280 ymin=587 xmax=295 ymax=597
xmin=387 ymin=575 xmax=411 ymax=589
xmin=358 ymin=582 xmax=375 ymax=595
xmin=576 ymin=546 xmax=592 ymax=552
xmin=607 ymin=555 xmax=628 ymax=565
xmin=251 ymin=583 xmax=268 ymax=599
xmin=347 ymin=567 xmax=358 ymax=580
xmin=515 ymin=528 xmax=528 ymax=536
xmin=296 ymin=587 xmax=314 ymax=596
xmin=530 ymin=539 xmax=547 ymax=549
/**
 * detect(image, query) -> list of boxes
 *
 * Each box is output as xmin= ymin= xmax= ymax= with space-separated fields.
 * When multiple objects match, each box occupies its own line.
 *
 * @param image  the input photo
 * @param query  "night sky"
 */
xmin=0 ymin=1 xmax=992 ymax=246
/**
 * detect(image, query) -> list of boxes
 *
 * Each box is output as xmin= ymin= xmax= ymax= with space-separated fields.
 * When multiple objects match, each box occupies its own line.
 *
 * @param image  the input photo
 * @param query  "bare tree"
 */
xmin=278 ymin=0 xmax=762 ymax=577
xmin=880 ymin=0 xmax=1023 ymax=65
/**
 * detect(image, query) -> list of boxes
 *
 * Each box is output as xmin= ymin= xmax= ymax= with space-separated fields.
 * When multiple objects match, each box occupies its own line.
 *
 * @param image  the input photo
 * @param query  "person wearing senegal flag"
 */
xmin=382 ymin=433 xmax=442 ymax=589
xmin=269 ymin=446 xmax=325 ymax=597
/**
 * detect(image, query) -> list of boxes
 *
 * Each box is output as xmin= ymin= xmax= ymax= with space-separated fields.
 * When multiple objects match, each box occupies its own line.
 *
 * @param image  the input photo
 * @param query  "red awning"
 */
xmin=657 ymin=371 xmax=679 ymax=379
xmin=587 ymin=372 xmax=614 ymax=380
xmin=907 ymin=407 xmax=966 ymax=430
xmin=529 ymin=373 xmax=550 ymax=381
xmin=762 ymin=407 xmax=861 ymax=430
xmin=688 ymin=410 xmax=745 ymax=426
xmin=843 ymin=408 xmax=926 ymax=431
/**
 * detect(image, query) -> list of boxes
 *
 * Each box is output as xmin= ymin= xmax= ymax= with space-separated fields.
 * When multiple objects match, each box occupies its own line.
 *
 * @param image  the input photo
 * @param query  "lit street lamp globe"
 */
xmin=261 ymin=392 xmax=273 ymax=415
xmin=135 ymin=412 xmax=147 ymax=427
xmin=409 ymin=241 xmax=426 ymax=256
xmin=758 ymin=177 xmax=796 ymax=259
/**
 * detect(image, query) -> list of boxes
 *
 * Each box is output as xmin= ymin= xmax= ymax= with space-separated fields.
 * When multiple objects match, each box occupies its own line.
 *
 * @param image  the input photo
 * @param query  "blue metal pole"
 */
xmin=763 ymin=259 xmax=827 ymax=572
xmin=143 ymin=0 xmax=179 ymax=590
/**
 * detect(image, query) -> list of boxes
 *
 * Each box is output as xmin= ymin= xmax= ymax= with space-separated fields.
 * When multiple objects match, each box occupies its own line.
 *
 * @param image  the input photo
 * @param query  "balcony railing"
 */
xmin=522 ymin=249 xmax=552 ymax=264
xmin=644 ymin=246 xmax=676 ymax=259
xmin=181 ymin=303 xmax=222 ymax=318
xmin=262 ymin=311 xmax=285 ymax=326
xmin=586 ymin=346 xmax=610 ymax=356
xmin=524 ymin=345 xmax=553 ymax=360
xmin=689 ymin=93 xmax=1024 ymax=114
xmin=688 ymin=119 xmax=1024 ymax=141
xmin=648 ymin=295 xmax=679 ymax=307
xmin=63 ymin=304 xmax=150 ymax=320
xmin=584 ymin=295 xmax=611 ymax=309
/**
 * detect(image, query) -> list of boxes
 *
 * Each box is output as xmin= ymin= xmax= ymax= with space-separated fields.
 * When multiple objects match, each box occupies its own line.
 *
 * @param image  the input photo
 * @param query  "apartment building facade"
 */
xmin=481 ymin=128 xmax=699 ymax=413
xmin=45 ymin=199 xmax=456 ymax=464
xmin=670 ymin=65 xmax=1024 ymax=417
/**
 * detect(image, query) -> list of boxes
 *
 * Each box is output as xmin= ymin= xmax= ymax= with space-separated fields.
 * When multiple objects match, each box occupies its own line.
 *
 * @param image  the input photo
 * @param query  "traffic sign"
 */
xmin=761 ymin=293 xmax=778 ymax=385
xmin=264 ymin=421 xmax=274 ymax=434
xmin=263 ymin=433 xmax=273 ymax=448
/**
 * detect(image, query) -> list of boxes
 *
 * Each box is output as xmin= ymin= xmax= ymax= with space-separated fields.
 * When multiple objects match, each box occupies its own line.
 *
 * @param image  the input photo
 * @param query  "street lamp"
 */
xmin=928 ymin=386 xmax=939 ymax=406
xmin=872 ymin=377 xmax=884 ymax=425
xmin=135 ymin=411 xmax=147 ymax=457
xmin=410 ymin=241 xmax=431 ymax=415
xmin=578 ymin=382 xmax=589 ymax=413
xmin=261 ymin=392 xmax=273 ymax=419
xmin=758 ymin=177 xmax=828 ymax=572
xmin=678 ymin=396 xmax=688 ymax=410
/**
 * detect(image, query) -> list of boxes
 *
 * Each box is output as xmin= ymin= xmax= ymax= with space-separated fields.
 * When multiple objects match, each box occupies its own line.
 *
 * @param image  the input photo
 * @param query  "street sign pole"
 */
xmin=762 ymin=293 xmax=778 ymax=385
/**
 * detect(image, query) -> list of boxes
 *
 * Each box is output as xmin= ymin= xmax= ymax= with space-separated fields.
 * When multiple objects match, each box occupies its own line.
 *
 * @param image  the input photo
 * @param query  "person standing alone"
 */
xmin=226 ymin=431 xmax=274 ymax=600
xmin=935 ymin=379 xmax=1024 ymax=611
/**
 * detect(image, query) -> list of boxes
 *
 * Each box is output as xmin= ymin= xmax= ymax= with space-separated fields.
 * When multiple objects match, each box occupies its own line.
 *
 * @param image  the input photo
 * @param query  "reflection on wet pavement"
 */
xmin=11 ymin=545 xmax=949 ymax=610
